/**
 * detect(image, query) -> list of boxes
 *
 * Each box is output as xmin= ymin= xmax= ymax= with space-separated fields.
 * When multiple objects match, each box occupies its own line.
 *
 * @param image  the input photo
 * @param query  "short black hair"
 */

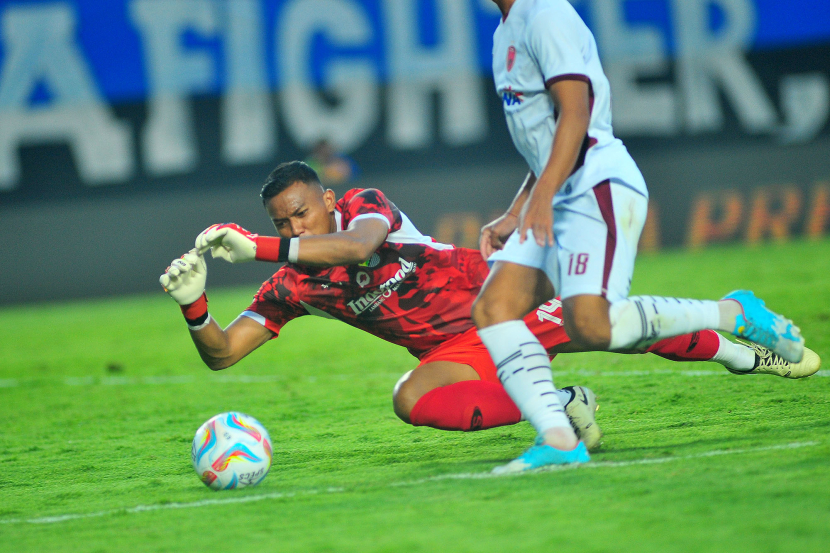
xmin=260 ymin=161 xmax=323 ymax=205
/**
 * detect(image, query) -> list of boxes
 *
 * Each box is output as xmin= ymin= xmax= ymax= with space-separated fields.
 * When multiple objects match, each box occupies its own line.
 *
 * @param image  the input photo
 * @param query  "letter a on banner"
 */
xmin=0 ymin=4 xmax=133 ymax=190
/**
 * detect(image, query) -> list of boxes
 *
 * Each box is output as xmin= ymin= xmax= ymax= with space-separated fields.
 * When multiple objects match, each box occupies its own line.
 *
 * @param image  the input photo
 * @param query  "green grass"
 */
xmin=1 ymin=239 xmax=829 ymax=552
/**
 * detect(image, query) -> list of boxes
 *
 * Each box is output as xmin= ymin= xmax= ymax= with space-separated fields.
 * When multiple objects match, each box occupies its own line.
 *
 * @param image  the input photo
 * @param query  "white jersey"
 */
xmin=493 ymin=0 xmax=647 ymax=202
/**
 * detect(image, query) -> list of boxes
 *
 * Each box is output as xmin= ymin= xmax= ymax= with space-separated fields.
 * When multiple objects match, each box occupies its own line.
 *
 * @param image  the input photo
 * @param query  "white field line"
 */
xmin=0 ymin=441 xmax=819 ymax=526
xmin=570 ymin=369 xmax=725 ymax=377
xmin=391 ymin=441 xmax=821 ymax=485
xmin=0 ymin=488 xmax=344 ymax=526
xmin=60 ymin=373 xmax=403 ymax=386
xmin=0 ymin=369 xmax=823 ymax=390
xmin=0 ymin=373 xmax=405 ymax=389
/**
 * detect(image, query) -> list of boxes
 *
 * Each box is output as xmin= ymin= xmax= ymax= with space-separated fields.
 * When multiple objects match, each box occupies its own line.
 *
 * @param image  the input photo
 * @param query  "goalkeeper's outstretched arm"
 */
xmin=194 ymin=219 xmax=388 ymax=267
xmin=186 ymin=316 xmax=272 ymax=371
xmin=160 ymin=249 xmax=272 ymax=370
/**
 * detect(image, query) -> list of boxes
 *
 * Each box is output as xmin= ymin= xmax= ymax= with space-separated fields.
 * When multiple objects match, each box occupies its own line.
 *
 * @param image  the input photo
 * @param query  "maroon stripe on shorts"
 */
xmin=593 ymin=181 xmax=615 ymax=298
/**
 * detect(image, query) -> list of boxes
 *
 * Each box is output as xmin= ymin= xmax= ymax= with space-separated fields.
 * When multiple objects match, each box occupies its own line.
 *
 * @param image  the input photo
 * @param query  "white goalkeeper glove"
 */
xmin=195 ymin=223 xmax=291 ymax=263
xmin=160 ymin=248 xmax=207 ymax=306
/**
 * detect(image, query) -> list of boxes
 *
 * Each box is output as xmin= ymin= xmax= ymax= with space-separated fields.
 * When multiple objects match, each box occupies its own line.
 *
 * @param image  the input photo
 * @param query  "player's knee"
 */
xmin=471 ymin=296 xmax=490 ymax=328
xmin=563 ymin=309 xmax=611 ymax=350
xmin=392 ymin=370 xmax=417 ymax=424
xmin=472 ymin=293 xmax=514 ymax=328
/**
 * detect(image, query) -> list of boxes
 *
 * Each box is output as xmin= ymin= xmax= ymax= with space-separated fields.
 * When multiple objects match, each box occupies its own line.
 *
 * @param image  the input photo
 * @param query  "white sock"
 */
xmin=712 ymin=334 xmax=757 ymax=371
xmin=478 ymin=320 xmax=571 ymax=435
xmin=609 ymin=296 xmax=721 ymax=350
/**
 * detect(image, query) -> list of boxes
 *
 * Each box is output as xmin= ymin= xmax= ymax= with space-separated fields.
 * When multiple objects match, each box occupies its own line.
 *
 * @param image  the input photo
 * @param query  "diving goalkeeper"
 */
xmin=160 ymin=162 xmax=820 ymax=448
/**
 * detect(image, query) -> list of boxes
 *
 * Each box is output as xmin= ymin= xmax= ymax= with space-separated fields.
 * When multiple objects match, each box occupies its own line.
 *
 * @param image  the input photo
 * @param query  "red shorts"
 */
xmin=416 ymin=301 xmax=570 ymax=383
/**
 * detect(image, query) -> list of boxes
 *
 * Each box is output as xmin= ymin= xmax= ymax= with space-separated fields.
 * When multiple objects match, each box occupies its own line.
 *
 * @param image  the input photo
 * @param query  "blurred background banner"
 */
xmin=1 ymin=0 xmax=829 ymax=302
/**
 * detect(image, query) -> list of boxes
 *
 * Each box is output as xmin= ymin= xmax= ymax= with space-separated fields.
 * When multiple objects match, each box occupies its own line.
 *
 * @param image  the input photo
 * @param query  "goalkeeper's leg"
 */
xmin=393 ymin=361 xmax=601 ymax=450
xmin=647 ymin=331 xmax=821 ymax=378
xmin=393 ymin=362 xmax=523 ymax=431
xmin=646 ymin=330 xmax=754 ymax=370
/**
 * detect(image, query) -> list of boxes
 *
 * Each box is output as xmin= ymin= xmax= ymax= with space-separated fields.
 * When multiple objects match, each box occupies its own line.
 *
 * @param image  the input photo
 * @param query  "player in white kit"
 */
xmin=474 ymin=0 xmax=806 ymax=473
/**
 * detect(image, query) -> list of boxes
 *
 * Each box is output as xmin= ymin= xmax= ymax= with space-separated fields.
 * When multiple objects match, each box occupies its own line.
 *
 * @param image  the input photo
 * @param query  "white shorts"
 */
xmin=489 ymin=181 xmax=648 ymax=303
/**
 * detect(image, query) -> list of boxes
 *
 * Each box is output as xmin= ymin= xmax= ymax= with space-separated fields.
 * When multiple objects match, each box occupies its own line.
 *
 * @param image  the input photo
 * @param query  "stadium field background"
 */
xmin=1 ymin=239 xmax=828 ymax=552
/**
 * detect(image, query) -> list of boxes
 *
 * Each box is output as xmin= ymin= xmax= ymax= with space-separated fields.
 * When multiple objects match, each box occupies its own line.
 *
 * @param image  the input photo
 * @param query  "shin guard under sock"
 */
xmin=478 ymin=320 xmax=571 ymax=434
xmin=646 ymin=330 xmax=720 ymax=361
xmin=646 ymin=330 xmax=755 ymax=370
xmin=609 ymin=296 xmax=721 ymax=350
xmin=409 ymin=380 xmax=522 ymax=431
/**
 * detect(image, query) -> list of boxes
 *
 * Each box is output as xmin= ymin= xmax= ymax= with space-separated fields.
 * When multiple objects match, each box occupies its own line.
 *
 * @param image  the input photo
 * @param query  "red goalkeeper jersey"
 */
xmin=243 ymin=188 xmax=491 ymax=358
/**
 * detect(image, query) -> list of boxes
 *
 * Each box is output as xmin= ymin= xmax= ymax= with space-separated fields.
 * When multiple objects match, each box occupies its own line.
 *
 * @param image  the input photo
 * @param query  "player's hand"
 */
xmin=518 ymin=189 xmax=554 ymax=246
xmin=160 ymin=248 xmax=207 ymax=305
xmin=480 ymin=213 xmax=519 ymax=259
xmin=195 ymin=223 xmax=258 ymax=263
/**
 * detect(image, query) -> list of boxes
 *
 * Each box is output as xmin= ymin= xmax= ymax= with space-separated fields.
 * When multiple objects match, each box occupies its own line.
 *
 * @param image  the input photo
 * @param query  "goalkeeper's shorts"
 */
xmin=416 ymin=310 xmax=571 ymax=383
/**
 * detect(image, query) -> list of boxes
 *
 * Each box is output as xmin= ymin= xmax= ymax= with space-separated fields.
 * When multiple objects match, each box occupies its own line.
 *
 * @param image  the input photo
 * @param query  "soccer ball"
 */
xmin=191 ymin=412 xmax=273 ymax=490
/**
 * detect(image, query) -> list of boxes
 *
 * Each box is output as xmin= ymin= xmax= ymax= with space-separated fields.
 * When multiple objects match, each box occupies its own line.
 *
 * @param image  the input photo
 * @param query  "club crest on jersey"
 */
xmin=356 ymin=271 xmax=371 ymax=288
xmin=359 ymin=252 xmax=381 ymax=268
xmin=507 ymin=46 xmax=516 ymax=71
xmin=347 ymin=258 xmax=417 ymax=315
xmin=502 ymin=86 xmax=523 ymax=106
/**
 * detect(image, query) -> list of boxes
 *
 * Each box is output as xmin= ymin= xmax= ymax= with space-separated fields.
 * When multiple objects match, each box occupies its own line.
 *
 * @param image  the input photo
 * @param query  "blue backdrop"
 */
xmin=2 ymin=0 xmax=829 ymax=104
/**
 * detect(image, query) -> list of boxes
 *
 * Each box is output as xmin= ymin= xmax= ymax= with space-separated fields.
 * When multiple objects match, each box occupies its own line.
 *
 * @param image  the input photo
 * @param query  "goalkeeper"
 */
xmin=161 ymin=162 xmax=820 ymax=448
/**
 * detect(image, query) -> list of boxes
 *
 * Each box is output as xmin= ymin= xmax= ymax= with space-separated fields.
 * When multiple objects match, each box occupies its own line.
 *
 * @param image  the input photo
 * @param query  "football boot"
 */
xmin=728 ymin=342 xmax=821 ymax=379
xmin=562 ymin=386 xmax=602 ymax=451
xmin=492 ymin=437 xmax=590 ymax=475
xmin=721 ymin=290 xmax=804 ymax=363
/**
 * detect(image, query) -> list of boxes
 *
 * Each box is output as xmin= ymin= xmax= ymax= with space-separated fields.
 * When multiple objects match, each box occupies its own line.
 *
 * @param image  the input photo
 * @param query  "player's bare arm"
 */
xmin=196 ymin=180 xmax=389 ymax=267
xmin=270 ymin=218 xmax=388 ymax=266
xmin=188 ymin=315 xmax=273 ymax=371
xmin=519 ymin=79 xmax=590 ymax=246
xmin=480 ymin=172 xmax=535 ymax=258
xmin=194 ymin=219 xmax=387 ymax=267
xmin=265 ymin=180 xmax=389 ymax=265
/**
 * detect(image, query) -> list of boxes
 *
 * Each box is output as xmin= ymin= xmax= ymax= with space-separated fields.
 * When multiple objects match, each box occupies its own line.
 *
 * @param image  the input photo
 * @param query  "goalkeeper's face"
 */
xmin=265 ymin=180 xmax=337 ymax=238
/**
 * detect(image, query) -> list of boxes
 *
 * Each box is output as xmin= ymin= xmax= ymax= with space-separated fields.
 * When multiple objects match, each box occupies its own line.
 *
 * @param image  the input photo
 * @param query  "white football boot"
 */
xmin=728 ymin=342 xmax=821 ymax=379
xmin=562 ymin=386 xmax=602 ymax=451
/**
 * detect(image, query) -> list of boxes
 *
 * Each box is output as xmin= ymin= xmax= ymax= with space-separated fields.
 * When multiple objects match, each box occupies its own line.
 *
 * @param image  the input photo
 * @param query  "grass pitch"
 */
xmin=1 ymin=239 xmax=829 ymax=552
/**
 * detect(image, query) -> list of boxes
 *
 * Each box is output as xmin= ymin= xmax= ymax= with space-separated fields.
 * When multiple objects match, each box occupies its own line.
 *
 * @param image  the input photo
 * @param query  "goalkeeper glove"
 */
xmin=160 ymin=249 xmax=211 ymax=330
xmin=195 ymin=223 xmax=291 ymax=263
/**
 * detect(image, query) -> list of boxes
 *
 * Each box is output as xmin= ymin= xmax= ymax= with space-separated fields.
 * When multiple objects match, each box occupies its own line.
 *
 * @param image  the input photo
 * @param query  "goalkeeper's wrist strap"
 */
xmin=181 ymin=293 xmax=211 ymax=331
xmin=255 ymin=237 xmax=299 ymax=263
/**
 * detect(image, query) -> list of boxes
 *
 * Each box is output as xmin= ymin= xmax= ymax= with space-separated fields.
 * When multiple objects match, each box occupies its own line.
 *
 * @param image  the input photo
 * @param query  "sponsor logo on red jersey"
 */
xmin=346 ymin=258 xmax=417 ymax=315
